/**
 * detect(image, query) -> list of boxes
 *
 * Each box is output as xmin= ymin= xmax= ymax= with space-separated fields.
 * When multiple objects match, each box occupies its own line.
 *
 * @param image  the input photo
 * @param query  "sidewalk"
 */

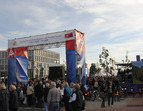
xmin=85 ymin=95 xmax=143 ymax=111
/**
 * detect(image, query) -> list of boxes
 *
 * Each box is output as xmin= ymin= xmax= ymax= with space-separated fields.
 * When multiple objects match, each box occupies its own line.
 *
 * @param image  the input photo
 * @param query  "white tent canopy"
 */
xmin=94 ymin=69 xmax=117 ymax=77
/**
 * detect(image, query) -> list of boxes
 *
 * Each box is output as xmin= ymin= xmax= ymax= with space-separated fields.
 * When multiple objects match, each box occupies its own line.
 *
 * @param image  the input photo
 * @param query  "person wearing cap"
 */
xmin=47 ymin=81 xmax=62 ymax=111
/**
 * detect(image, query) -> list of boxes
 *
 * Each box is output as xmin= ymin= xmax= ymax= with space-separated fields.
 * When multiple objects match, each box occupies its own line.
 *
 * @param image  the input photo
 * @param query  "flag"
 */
xmin=8 ymin=48 xmax=15 ymax=86
xmin=8 ymin=48 xmax=15 ymax=58
xmin=65 ymin=32 xmax=73 ymax=38
xmin=16 ymin=47 xmax=28 ymax=83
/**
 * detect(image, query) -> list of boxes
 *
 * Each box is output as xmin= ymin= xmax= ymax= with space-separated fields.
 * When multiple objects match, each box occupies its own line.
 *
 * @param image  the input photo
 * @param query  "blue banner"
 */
xmin=66 ymin=49 xmax=76 ymax=84
xmin=8 ymin=59 xmax=15 ymax=86
xmin=16 ymin=47 xmax=28 ymax=83
xmin=8 ymin=48 xmax=15 ymax=86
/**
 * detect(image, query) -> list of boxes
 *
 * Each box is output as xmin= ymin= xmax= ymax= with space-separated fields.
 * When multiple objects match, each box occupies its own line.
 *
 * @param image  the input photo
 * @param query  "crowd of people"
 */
xmin=0 ymin=78 xmax=85 ymax=111
xmin=86 ymin=76 xmax=120 ymax=108
xmin=0 ymin=76 xmax=121 ymax=111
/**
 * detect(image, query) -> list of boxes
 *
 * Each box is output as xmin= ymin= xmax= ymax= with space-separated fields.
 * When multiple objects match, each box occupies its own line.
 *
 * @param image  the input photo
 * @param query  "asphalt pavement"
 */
xmin=18 ymin=95 xmax=143 ymax=111
xmin=85 ymin=95 xmax=143 ymax=111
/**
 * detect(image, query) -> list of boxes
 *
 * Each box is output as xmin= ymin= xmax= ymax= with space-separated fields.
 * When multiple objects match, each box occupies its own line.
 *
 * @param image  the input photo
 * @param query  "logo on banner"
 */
xmin=65 ymin=32 xmax=73 ymax=38
xmin=8 ymin=48 xmax=15 ymax=58
xmin=13 ymin=40 xmax=17 ymax=46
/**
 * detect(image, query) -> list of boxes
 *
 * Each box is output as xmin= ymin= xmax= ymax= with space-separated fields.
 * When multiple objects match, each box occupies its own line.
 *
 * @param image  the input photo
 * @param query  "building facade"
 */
xmin=0 ymin=50 xmax=8 ymax=77
xmin=0 ymin=49 xmax=60 ymax=78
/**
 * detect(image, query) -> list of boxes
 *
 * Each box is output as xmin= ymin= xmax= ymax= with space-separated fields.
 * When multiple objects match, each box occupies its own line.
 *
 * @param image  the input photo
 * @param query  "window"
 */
xmin=5 ymin=52 xmax=8 ymax=58
xmin=35 ymin=62 xmax=38 ymax=67
xmin=28 ymin=50 xmax=31 ymax=55
xmin=39 ymin=56 xmax=40 ymax=61
xmin=5 ymin=65 xmax=8 ymax=70
xmin=0 ymin=65 xmax=4 ymax=70
xmin=2 ymin=59 xmax=4 ymax=64
xmin=47 ymin=64 xmax=49 ymax=68
xmin=29 ymin=56 xmax=32 ymax=61
xmin=42 ymin=63 xmax=44 ymax=68
xmin=31 ymin=56 xmax=33 ymax=61
xmin=31 ymin=50 xmax=34 ymax=55
xmin=2 ymin=52 xmax=4 ymax=58
xmin=41 ymin=57 xmax=42 ymax=62
xmin=5 ymin=59 xmax=7 ymax=64
xmin=35 ymin=56 xmax=38 ymax=61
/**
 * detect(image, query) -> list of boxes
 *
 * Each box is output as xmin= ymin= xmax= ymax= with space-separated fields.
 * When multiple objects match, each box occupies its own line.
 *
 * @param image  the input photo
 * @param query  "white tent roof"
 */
xmin=95 ymin=69 xmax=117 ymax=77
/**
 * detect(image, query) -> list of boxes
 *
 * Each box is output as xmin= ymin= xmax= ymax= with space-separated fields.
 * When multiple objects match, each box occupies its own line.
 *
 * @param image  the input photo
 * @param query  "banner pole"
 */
xmin=14 ymin=48 xmax=16 ymax=84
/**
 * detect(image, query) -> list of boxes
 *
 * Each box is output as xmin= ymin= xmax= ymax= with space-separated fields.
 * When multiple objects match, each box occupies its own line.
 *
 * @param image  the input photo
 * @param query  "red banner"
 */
xmin=8 ymin=48 xmax=15 ymax=58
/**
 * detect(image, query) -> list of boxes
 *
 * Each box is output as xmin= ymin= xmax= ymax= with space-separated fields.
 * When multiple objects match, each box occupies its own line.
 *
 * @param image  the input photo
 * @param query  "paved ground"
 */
xmin=18 ymin=95 xmax=143 ymax=111
xmin=85 ymin=95 xmax=143 ymax=111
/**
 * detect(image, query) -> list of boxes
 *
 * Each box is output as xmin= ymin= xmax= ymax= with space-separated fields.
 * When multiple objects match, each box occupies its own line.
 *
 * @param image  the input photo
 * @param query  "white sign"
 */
xmin=8 ymin=29 xmax=75 ymax=48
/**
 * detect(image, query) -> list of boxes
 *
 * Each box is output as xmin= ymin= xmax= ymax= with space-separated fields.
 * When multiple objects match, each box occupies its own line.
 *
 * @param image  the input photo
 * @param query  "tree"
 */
xmin=99 ymin=47 xmax=110 ymax=76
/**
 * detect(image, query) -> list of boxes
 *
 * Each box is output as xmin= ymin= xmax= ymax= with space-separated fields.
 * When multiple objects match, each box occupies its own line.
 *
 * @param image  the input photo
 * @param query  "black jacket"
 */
xmin=35 ymin=84 xmax=43 ymax=98
xmin=43 ymin=87 xmax=50 ymax=102
xmin=9 ymin=90 xmax=19 ymax=109
xmin=72 ymin=89 xmax=83 ymax=110
xmin=107 ymin=82 xmax=115 ymax=93
xmin=0 ymin=89 xmax=9 ymax=110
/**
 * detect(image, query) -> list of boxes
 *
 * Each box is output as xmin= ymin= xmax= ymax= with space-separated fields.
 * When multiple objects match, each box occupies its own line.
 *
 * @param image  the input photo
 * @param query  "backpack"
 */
xmin=65 ymin=87 xmax=72 ymax=97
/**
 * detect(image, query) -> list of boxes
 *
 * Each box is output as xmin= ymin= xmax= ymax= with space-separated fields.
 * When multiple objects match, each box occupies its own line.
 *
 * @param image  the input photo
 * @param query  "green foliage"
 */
xmin=99 ymin=47 xmax=109 ymax=69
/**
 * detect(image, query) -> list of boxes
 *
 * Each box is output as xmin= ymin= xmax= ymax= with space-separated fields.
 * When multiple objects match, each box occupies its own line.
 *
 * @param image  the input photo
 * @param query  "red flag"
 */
xmin=16 ymin=47 xmax=28 ymax=57
xmin=65 ymin=32 xmax=73 ymax=38
xmin=8 ymin=48 xmax=15 ymax=58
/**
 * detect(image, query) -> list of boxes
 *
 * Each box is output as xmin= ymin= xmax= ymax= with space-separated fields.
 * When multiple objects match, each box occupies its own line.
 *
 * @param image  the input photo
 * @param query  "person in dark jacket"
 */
xmin=0 ymin=83 xmax=9 ymax=111
xmin=69 ymin=84 xmax=84 ymax=111
xmin=107 ymin=79 xmax=115 ymax=107
xmin=43 ymin=83 xmax=50 ymax=111
xmin=35 ymin=81 xmax=43 ymax=108
xmin=9 ymin=84 xmax=19 ymax=111
xmin=100 ymin=81 xmax=106 ymax=108
xmin=63 ymin=82 xmax=73 ymax=111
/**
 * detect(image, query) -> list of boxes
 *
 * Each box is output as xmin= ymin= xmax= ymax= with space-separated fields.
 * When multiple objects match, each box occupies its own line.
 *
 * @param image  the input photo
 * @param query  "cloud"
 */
xmin=63 ymin=0 xmax=143 ymax=39
xmin=8 ymin=31 xmax=27 ymax=38
xmin=1 ymin=0 xmax=143 ymax=66
xmin=24 ymin=19 xmax=35 ymax=26
xmin=0 ymin=0 xmax=63 ymax=32
xmin=0 ymin=34 xmax=7 ymax=41
xmin=86 ymin=34 xmax=143 ymax=65
xmin=0 ymin=34 xmax=4 ymax=39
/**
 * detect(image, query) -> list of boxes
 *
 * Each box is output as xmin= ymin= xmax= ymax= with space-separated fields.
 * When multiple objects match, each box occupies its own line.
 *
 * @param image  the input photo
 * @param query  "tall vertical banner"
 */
xmin=76 ymin=30 xmax=86 ymax=85
xmin=8 ymin=48 xmax=15 ymax=86
xmin=16 ymin=47 xmax=28 ymax=83
xmin=65 ymin=33 xmax=76 ymax=84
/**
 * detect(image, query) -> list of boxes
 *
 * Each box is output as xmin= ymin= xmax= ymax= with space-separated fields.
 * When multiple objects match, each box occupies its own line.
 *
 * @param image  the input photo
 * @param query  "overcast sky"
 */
xmin=1 ymin=0 xmax=143 ymax=67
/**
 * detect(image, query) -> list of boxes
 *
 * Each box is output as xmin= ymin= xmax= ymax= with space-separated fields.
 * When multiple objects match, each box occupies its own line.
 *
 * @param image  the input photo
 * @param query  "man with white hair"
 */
xmin=0 ymin=82 xmax=9 ymax=111
xmin=47 ymin=81 xmax=62 ymax=111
